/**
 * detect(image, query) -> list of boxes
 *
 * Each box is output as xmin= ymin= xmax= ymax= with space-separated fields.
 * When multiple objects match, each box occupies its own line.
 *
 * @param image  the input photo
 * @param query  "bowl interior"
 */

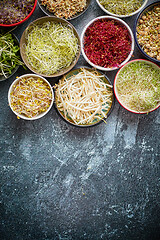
xmin=0 ymin=0 xmax=37 ymax=27
xmin=54 ymin=67 xmax=114 ymax=127
xmin=0 ymin=31 xmax=20 ymax=81
xmin=38 ymin=0 xmax=91 ymax=20
xmin=96 ymin=0 xmax=148 ymax=18
xmin=114 ymin=60 xmax=160 ymax=114
xmin=8 ymin=74 xmax=54 ymax=120
xmin=81 ymin=16 xmax=134 ymax=71
xmin=135 ymin=1 xmax=160 ymax=64
xmin=20 ymin=16 xmax=81 ymax=78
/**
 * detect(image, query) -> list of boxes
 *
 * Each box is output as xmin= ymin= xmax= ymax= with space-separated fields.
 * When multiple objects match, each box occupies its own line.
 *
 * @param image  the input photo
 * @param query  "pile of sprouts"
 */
xmin=115 ymin=61 xmax=160 ymax=113
xmin=54 ymin=68 xmax=113 ymax=125
xmin=10 ymin=76 xmax=53 ymax=118
xmin=41 ymin=0 xmax=87 ymax=19
xmin=25 ymin=21 xmax=79 ymax=75
xmin=99 ymin=0 xmax=143 ymax=16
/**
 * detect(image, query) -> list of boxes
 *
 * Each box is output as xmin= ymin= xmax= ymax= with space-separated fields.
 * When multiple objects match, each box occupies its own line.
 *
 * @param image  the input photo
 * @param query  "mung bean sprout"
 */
xmin=55 ymin=68 xmax=113 ymax=125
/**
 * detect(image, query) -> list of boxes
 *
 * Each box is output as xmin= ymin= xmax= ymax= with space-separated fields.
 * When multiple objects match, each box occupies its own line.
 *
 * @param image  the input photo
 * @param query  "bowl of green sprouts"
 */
xmin=0 ymin=30 xmax=24 ymax=81
xmin=114 ymin=59 xmax=160 ymax=114
xmin=96 ymin=0 xmax=148 ymax=18
xmin=20 ymin=16 xmax=81 ymax=78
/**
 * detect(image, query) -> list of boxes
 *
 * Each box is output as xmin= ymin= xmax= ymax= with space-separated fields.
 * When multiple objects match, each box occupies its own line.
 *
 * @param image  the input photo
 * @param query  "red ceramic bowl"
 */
xmin=0 ymin=0 xmax=37 ymax=27
xmin=114 ymin=59 xmax=160 ymax=114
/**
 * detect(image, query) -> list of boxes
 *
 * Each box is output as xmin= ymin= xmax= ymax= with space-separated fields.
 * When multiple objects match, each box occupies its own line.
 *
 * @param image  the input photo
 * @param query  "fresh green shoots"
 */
xmin=25 ymin=21 xmax=79 ymax=75
xmin=116 ymin=61 xmax=160 ymax=112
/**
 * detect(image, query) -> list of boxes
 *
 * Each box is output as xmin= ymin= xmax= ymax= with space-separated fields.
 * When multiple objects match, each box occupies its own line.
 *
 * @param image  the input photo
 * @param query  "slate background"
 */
xmin=0 ymin=0 xmax=160 ymax=240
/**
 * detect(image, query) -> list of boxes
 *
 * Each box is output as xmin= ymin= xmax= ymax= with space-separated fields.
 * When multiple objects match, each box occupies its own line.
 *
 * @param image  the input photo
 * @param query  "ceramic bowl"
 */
xmin=0 ymin=0 xmax=37 ymax=27
xmin=96 ymin=0 xmax=148 ymax=18
xmin=8 ymin=74 xmax=54 ymax=120
xmin=81 ymin=16 xmax=134 ymax=71
xmin=20 ymin=16 xmax=81 ymax=78
xmin=114 ymin=59 xmax=160 ymax=114
xmin=38 ymin=0 xmax=91 ymax=20
xmin=54 ymin=66 xmax=114 ymax=127
xmin=0 ymin=31 xmax=20 ymax=81
xmin=134 ymin=1 xmax=160 ymax=65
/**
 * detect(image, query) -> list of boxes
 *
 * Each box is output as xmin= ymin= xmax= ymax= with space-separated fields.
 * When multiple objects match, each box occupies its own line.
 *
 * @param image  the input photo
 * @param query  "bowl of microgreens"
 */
xmin=81 ymin=16 xmax=134 ymax=71
xmin=0 ymin=0 xmax=37 ymax=27
xmin=20 ymin=16 xmax=81 ymax=78
xmin=114 ymin=59 xmax=160 ymax=114
xmin=134 ymin=1 xmax=160 ymax=64
xmin=0 ymin=30 xmax=24 ymax=81
xmin=96 ymin=0 xmax=148 ymax=18
xmin=8 ymin=74 xmax=54 ymax=120
xmin=54 ymin=67 xmax=114 ymax=127
xmin=38 ymin=0 xmax=91 ymax=20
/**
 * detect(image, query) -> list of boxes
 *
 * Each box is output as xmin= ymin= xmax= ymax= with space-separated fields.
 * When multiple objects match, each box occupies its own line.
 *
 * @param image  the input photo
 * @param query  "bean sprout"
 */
xmin=55 ymin=68 xmax=113 ymax=125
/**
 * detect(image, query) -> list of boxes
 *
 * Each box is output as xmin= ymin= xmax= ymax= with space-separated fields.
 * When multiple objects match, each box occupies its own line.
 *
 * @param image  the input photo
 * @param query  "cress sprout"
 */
xmin=0 ymin=31 xmax=23 ymax=79
xmin=115 ymin=61 xmax=160 ymax=113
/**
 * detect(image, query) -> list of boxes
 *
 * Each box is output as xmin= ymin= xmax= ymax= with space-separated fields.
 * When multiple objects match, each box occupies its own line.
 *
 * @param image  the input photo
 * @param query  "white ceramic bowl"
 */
xmin=114 ymin=59 xmax=160 ymax=114
xmin=96 ymin=0 xmax=148 ymax=18
xmin=81 ymin=16 xmax=134 ymax=71
xmin=8 ymin=74 xmax=54 ymax=120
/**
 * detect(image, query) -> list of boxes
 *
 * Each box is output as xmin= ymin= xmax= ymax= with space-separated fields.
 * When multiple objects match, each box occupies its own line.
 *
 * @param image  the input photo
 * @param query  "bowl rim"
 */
xmin=54 ymin=66 xmax=115 ymax=127
xmin=80 ymin=16 xmax=134 ymax=71
xmin=0 ymin=0 xmax=37 ymax=27
xmin=8 ymin=73 xmax=54 ymax=120
xmin=114 ymin=59 xmax=160 ymax=114
xmin=96 ymin=0 xmax=148 ymax=18
xmin=133 ymin=1 xmax=160 ymax=64
xmin=37 ymin=0 xmax=91 ymax=20
xmin=20 ymin=16 xmax=81 ymax=78
xmin=0 ymin=31 xmax=20 ymax=81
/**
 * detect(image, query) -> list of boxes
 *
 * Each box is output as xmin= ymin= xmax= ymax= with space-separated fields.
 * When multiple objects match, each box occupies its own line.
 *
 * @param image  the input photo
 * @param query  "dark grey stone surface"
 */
xmin=0 ymin=0 xmax=160 ymax=240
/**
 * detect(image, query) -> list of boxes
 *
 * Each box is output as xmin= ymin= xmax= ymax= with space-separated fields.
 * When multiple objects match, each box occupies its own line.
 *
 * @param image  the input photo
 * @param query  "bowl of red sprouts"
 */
xmin=8 ymin=74 xmax=54 ymax=120
xmin=0 ymin=0 xmax=37 ymax=27
xmin=81 ymin=16 xmax=134 ymax=71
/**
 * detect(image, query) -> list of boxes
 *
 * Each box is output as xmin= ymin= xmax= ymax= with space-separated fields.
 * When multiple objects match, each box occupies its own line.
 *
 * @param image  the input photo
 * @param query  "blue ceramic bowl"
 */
xmin=134 ymin=1 xmax=160 ymax=65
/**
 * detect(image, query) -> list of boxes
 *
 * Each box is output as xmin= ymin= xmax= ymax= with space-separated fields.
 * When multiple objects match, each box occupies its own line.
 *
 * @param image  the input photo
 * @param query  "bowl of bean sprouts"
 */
xmin=20 ymin=16 xmax=81 ymax=78
xmin=8 ymin=74 xmax=54 ymax=120
xmin=54 ymin=67 xmax=114 ymax=127
xmin=134 ymin=1 xmax=160 ymax=64
xmin=38 ymin=0 xmax=91 ymax=20
xmin=96 ymin=0 xmax=148 ymax=18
